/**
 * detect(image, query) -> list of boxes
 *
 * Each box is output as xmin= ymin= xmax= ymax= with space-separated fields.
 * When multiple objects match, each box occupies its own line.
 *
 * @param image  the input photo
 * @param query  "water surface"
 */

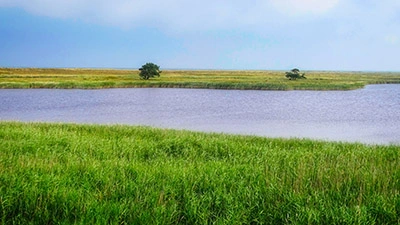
xmin=1 ymin=85 xmax=399 ymax=144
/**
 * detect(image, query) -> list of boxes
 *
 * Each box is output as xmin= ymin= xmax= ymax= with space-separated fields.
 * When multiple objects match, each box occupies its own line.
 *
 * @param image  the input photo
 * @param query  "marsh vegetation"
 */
xmin=1 ymin=122 xmax=399 ymax=224
xmin=1 ymin=68 xmax=400 ymax=90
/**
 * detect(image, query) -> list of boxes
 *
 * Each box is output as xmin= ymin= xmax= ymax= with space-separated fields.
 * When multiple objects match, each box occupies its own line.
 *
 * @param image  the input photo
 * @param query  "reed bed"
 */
xmin=0 ymin=122 xmax=399 ymax=224
xmin=1 ymin=68 xmax=400 ymax=90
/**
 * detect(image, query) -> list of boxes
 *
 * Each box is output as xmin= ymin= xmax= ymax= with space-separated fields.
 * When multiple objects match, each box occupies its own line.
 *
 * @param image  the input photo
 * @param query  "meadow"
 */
xmin=1 ymin=68 xmax=400 ymax=90
xmin=1 ymin=122 xmax=399 ymax=224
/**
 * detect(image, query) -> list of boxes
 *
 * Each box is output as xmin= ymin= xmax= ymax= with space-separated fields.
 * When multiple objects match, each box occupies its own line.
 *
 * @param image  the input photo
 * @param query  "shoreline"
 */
xmin=1 ymin=68 xmax=400 ymax=91
xmin=1 ymin=121 xmax=399 ymax=146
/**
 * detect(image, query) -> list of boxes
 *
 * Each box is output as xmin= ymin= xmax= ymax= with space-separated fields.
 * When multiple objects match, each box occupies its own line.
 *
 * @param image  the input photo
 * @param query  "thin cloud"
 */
xmin=1 ymin=0 xmax=399 ymax=32
xmin=270 ymin=0 xmax=340 ymax=15
xmin=384 ymin=35 xmax=399 ymax=45
xmin=0 ymin=0 xmax=339 ymax=31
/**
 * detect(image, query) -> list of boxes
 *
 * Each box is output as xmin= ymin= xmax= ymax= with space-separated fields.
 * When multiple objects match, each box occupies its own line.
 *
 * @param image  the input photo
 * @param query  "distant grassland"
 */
xmin=1 ymin=122 xmax=399 ymax=224
xmin=1 ymin=68 xmax=400 ymax=90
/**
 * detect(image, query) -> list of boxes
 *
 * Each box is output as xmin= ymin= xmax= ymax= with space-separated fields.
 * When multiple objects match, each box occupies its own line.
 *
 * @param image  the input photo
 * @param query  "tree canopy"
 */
xmin=139 ymin=63 xmax=161 ymax=80
xmin=285 ymin=68 xmax=306 ymax=80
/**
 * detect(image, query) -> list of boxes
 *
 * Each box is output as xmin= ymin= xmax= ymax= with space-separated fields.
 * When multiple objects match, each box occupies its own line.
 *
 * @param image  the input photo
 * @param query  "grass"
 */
xmin=1 ymin=68 xmax=400 ymax=90
xmin=1 ymin=121 xmax=399 ymax=224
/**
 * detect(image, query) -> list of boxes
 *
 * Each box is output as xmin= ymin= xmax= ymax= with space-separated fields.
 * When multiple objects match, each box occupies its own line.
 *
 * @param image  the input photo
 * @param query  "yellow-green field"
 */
xmin=1 ymin=68 xmax=400 ymax=90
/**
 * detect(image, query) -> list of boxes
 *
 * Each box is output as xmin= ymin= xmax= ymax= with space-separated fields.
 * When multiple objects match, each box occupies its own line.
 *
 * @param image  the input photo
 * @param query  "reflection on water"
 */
xmin=1 ymin=85 xmax=399 ymax=144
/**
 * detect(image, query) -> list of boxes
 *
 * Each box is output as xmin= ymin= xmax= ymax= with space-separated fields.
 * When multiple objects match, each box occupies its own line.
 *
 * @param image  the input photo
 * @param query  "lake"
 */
xmin=1 ymin=84 xmax=399 ymax=144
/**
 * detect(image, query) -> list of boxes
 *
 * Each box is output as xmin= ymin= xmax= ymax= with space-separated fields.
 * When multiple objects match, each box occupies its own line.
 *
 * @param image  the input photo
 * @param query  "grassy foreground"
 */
xmin=1 ymin=68 xmax=400 ymax=90
xmin=0 ymin=122 xmax=399 ymax=224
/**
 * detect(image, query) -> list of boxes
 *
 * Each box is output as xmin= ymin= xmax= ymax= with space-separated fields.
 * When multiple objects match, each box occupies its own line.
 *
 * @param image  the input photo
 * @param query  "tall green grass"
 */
xmin=1 ymin=68 xmax=400 ymax=90
xmin=0 ymin=122 xmax=399 ymax=224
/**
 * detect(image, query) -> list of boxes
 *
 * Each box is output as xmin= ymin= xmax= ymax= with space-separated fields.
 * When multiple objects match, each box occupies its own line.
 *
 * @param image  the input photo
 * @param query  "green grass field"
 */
xmin=1 ymin=68 xmax=400 ymax=90
xmin=1 ymin=122 xmax=399 ymax=224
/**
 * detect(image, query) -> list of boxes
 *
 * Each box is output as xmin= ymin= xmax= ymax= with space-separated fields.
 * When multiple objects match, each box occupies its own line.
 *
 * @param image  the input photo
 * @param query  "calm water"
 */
xmin=1 ymin=85 xmax=399 ymax=144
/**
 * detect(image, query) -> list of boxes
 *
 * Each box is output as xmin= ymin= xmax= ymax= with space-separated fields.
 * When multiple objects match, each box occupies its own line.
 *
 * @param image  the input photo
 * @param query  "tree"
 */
xmin=139 ymin=63 xmax=161 ymax=80
xmin=285 ymin=68 xmax=306 ymax=80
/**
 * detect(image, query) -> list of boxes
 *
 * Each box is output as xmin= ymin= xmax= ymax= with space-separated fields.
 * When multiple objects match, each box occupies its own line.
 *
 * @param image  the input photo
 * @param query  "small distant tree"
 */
xmin=285 ymin=68 xmax=306 ymax=80
xmin=139 ymin=63 xmax=161 ymax=80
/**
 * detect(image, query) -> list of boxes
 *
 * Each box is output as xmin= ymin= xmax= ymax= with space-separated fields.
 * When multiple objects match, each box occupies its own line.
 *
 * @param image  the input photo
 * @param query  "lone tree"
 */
xmin=285 ymin=68 xmax=306 ymax=80
xmin=139 ymin=63 xmax=161 ymax=80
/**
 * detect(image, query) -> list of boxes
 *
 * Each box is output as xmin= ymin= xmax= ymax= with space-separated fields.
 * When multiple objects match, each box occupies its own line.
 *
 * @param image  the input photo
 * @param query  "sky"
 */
xmin=0 ymin=0 xmax=399 ymax=71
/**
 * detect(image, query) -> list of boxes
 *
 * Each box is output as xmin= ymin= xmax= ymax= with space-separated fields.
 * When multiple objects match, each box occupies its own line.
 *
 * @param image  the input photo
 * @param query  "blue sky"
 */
xmin=0 ymin=0 xmax=399 ymax=71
